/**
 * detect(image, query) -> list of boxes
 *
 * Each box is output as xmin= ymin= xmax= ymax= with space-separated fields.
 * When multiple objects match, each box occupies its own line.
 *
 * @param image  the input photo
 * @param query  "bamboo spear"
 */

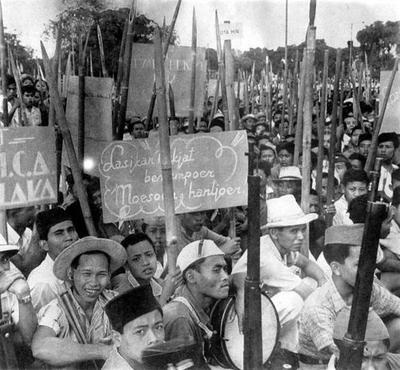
xmin=339 ymin=61 xmax=345 ymax=129
xmin=364 ymin=58 xmax=399 ymax=173
xmin=209 ymin=75 xmax=220 ymax=126
xmin=225 ymin=38 xmax=238 ymax=130
xmin=163 ymin=0 xmax=182 ymax=58
xmin=112 ymin=17 xmax=128 ymax=139
xmin=325 ymin=49 xmax=342 ymax=227
xmin=154 ymin=28 xmax=178 ymax=273
xmin=289 ymin=48 xmax=299 ymax=135
xmin=188 ymin=7 xmax=197 ymax=133
xmin=250 ymin=61 xmax=255 ymax=114
xmin=145 ymin=81 xmax=156 ymax=131
xmin=282 ymin=0 xmax=289 ymax=134
xmin=316 ymin=50 xmax=329 ymax=208
xmin=117 ymin=0 xmax=136 ymax=140
xmin=215 ymin=11 xmax=229 ymax=130
xmin=0 ymin=0 xmax=7 ymax=240
xmin=41 ymin=41 xmax=97 ymax=236
xmin=168 ymin=83 xmax=176 ymax=119
xmin=9 ymin=49 xmax=26 ymax=125
xmin=97 ymin=24 xmax=108 ymax=77
xmin=243 ymin=70 xmax=249 ymax=115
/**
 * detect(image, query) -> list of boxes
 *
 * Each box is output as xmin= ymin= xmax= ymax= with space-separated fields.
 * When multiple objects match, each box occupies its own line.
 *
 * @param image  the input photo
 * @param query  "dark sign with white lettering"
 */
xmin=0 ymin=127 xmax=57 ymax=209
xmin=127 ymin=43 xmax=207 ymax=119
xmin=99 ymin=131 xmax=248 ymax=222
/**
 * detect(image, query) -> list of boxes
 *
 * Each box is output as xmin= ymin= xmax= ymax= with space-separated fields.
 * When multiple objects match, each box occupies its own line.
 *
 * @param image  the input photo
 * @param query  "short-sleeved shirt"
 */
xmin=102 ymin=348 xmax=132 ymax=370
xmin=232 ymin=234 xmax=302 ymax=292
xmin=37 ymin=289 xmax=117 ymax=343
xmin=27 ymin=254 xmax=65 ymax=312
xmin=0 ymin=291 xmax=19 ymax=324
xmin=333 ymin=195 xmax=352 ymax=226
xmin=299 ymin=278 xmax=400 ymax=360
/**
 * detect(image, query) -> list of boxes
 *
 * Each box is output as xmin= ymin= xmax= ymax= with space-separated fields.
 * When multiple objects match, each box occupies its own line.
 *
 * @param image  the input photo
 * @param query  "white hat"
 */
xmin=177 ymin=239 xmax=225 ymax=273
xmin=276 ymin=166 xmax=302 ymax=180
xmin=242 ymin=113 xmax=256 ymax=121
xmin=0 ymin=244 xmax=19 ymax=255
xmin=261 ymin=194 xmax=318 ymax=229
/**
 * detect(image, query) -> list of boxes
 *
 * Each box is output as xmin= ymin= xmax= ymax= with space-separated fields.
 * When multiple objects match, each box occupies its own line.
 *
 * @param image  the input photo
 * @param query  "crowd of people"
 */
xmin=0 ymin=50 xmax=400 ymax=370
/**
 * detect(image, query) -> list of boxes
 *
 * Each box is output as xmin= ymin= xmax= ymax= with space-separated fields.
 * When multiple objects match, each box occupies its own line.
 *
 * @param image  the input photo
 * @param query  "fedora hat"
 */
xmin=261 ymin=194 xmax=318 ymax=230
xmin=274 ymin=166 xmax=302 ymax=181
xmin=53 ymin=236 xmax=127 ymax=281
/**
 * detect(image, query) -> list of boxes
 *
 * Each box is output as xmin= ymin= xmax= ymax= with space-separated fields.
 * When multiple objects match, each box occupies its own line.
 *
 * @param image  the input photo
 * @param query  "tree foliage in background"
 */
xmin=5 ymin=31 xmax=35 ymax=75
xmin=44 ymin=0 xmax=178 ymax=77
xmin=356 ymin=21 xmax=399 ymax=78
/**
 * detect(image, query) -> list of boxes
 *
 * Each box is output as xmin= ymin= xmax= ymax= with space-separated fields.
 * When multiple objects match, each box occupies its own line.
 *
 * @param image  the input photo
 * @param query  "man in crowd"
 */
xmin=103 ymin=285 xmax=164 ymax=369
xmin=27 ymin=208 xmax=79 ymax=312
xmin=128 ymin=117 xmax=148 ymax=139
xmin=177 ymin=211 xmax=241 ymax=260
xmin=31 ymin=236 xmax=127 ymax=368
xmin=299 ymin=224 xmax=400 ymax=367
xmin=163 ymin=239 xmax=229 ymax=368
xmin=232 ymin=195 xmax=326 ymax=366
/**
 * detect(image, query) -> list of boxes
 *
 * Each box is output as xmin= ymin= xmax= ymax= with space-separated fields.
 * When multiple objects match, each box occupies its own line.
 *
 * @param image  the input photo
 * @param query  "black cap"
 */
xmin=36 ymin=207 xmax=72 ymax=240
xmin=378 ymin=132 xmax=399 ymax=149
xmin=105 ymin=285 xmax=162 ymax=333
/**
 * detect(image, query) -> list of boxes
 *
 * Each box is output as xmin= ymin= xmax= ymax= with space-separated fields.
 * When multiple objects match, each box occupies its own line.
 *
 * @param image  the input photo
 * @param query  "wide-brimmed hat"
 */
xmin=261 ymin=194 xmax=318 ymax=229
xmin=53 ymin=236 xmax=127 ymax=281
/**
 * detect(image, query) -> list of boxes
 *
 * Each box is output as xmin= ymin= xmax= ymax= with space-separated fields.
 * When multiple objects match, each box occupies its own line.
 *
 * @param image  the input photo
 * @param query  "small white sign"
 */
xmin=219 ymin=23 xmax=243 ymax=39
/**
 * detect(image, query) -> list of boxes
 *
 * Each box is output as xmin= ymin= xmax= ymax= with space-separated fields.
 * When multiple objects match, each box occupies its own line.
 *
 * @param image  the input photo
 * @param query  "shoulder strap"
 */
xmin=0 ymin=292 xmax=12 ymax=323
xmin=172 ymin=296 xmax=214 ymax=339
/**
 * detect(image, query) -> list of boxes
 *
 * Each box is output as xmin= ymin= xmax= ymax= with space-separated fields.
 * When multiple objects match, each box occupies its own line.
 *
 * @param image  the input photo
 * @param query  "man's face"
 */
xmin=131 ymin=123 xmax=146 ymax=139
xmin=321 ymin=178 xmax=328 ymax=199
xmin=276 ymin=180 xmax=299 ymax=197
xmin=351 ymin=129 xmax=362 ymax=146
xmin=271 ymin=224 xmax=306 ymax=254
xmin=281 ymin=121 xmax=290 ymax=137
xmin=72 ymin=253 xmax=110 ymax=305
xmin=323 ymin=134 xmax=331 ymax=150
xmin=335 ymin=162 xmax=348 ymax=182
xmin=44 ymin=220 xmax=78 ymax=260
xmin=144 ymin=218 xmax=166 ymax=258
xmin=344 ymin=117 xmax=357 ymax=133
xmin=350 ymin=159 xmax=363 ymax=171
xmin=377 ymin=141 xmax=395 ymax=163
xmin=359 ymin=140 xmax=372 ymax=157
xmin=273 ymin=113 xmax=282 ymax=123
xmin=278 ymin=149 xmax=293 ymax=167
xmin=343 ymin=181 xmax=368 ymax=203
xmin=118 ymin=309 xmax=164 ymax=364
xmin=336 ymin=246 xmax=360 ymax=287
xmin=181 ymin=212 xmax=205 ymax=233
xmin=244 ymin=118 xmax=256 ymax=131
xmin=361 ymin=340 xmax=389 ymax=370
xmin=126 ymin=240 xmax=157 ymax=281
xmin=260 ymin=149 xmax=275 ymax=165
xmin=309 ymin=195 xmax=320 ymax=215
xmin=255 ymin=124 xmax=266 ymax=136
xmin=258 ymin=116 xmax=267 ymax=124
xmin=7 ymin=83 xmax=16 ymax=100
xmin=191 ymin=255 xmax=229 ymax=300
xmin=23 ymin=92 xmax=34 ymax=108
xmin=0 ymin=252 xmax=11 ymax=274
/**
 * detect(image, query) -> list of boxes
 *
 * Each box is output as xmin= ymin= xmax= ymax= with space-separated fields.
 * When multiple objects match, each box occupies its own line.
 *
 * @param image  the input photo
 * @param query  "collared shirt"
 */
xmin=333 ymin=195 xmax=352 ymax=226
xmin=163 ymin=285 xmax=211 ymax=369
xmin=380 ymin=220 xmax=400 ymax=257
xmin=11 ymin=106 xmax=41 ymax=127
xmin=37 ymin=289 xmax=117 ymax=344
xmin=299 ymin=278 xmax=400 ymax=360
xmin=102 ymin=348 xmax=133 ymax=370
xmin=27 ymin=254 xmax=65 ymax=313
xmin=177 ymin=225 xmax=230 ymax=255
xmin=232 ymin=234 xmax=301 ymax=292
xmin=111 ymin=270 xmax=162 ymax=300
xmin=378 ymin=164 xmax=399 ymax=200
xmin=6 ymin=224 xmax=32 ymax=255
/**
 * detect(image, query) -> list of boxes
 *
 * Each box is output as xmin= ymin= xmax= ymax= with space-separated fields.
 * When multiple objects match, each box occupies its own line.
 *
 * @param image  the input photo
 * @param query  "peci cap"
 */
xmin=36 ymin=207 xmax=72 ymax=240
xmin=105 ymin=285 xmax=162 ymax=334
xmin=325 ymin=224 xmax=364 ymax=246
xmin=177 ymin=239 xmax=224 ymax=273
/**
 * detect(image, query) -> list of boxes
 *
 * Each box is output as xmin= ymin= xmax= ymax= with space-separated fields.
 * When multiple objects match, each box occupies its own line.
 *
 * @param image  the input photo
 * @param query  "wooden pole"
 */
xmin=188 ymin=7 xmax=197 ymax=133
xmin=225 ymin=38 xmax=238 ymax=130
xmin=168 ymin=83 xmax=176 ymax=119
xmin=97 ymin=24 xmax=108 ymax=78
xmin=365 ymin=58 xmax=399 ymax=173
xmin=325 ymin=49 xmax=342 ymax=227
xmin=112 ymin=17 xmax=128 ymax=139
xmin=339 ymin=61 xmax=345 ymax=129
xmin=293 ymin=51 xmax=306 ymax=165
xmin=154 ymin=28 xmax=178 ymax=273
xmin=78 ymin=35 xmax=85 ymax=166
xmin=316 ymin=50 xmax=329 ymax=207
xmin=282 ymin=0 xmax=289 ymax=134
xmin=250 ymin=61 xmax=255 ymax=114
xmin=41 ymin=42 xmax=97 ymax=236
xmin=145 ymin=81 xmax=156 ymax=131
xmin=9 ymin=49 xmax=27 ymax=125
xmin=215 ymin=11 xmax=229 ymax=130
xmin=209 ymin=75 xmax=220 ymax=125
xmin=301 ymin=23 xmax=316 ymax=215
xmin=117 ymin=1 xmax=136 ymax=140
xmin=244 ymin=70 xmax=249 ymax=115
xmin=163 ymin=0 xmax=182 ymax=58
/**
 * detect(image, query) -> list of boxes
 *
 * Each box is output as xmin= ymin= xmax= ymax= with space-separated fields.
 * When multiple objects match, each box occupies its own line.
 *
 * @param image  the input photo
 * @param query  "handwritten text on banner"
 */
xmin=0 ymin=127 xmax=57 ymax=209
xmin=99 ymin=131 xmax=248 ymax=222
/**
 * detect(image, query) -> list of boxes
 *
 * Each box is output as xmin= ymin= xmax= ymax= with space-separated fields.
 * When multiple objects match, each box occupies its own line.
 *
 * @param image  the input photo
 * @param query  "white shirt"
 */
xmin=6 ymin=224 xmax=32 ymax=255
xmin=27 ymin=254 xmax=65 ymax=313
xmin=333 ymin=195 xmax=352 ymax=226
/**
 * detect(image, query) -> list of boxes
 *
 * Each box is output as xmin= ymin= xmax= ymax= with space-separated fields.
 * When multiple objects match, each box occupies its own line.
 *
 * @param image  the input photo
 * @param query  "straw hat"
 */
xmin=261 ymin=194 xmax=318 ymax=229
xmin=53 ymin=236 xmax=127 ymax=281
xmin=275 ymin=166 xmax=302 ymax=181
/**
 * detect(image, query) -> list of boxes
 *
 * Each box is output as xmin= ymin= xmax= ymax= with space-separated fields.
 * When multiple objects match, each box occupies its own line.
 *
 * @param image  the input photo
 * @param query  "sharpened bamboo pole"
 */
xmin=154 ymin=28 xmax=178 ymax=274
xmin=188 ymin=7 xmax=197 ymax=133
xmin=97 ymin=24 xmax=108 ymax=78
xmin=41 ymin=41 xmax=97 ymax=236
xmin=163 ymin=0 xmax=182 ymax=58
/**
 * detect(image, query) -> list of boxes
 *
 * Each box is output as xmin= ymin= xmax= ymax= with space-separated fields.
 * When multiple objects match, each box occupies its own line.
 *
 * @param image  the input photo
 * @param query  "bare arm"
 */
xmin=31 ymin=326 xmax=112 ymax=367
xmin=295 ymin=253 xmax=327 ymax=286
xmin=232 ymin=273 xmax=246 ymax=333
xmin=377 ymin=249 xmax=400 ymax=273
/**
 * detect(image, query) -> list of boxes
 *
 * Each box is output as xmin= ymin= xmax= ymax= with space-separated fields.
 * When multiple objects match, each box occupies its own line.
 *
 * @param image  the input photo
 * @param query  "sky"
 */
xmin=2 ymin=0 xmax=400 ymax=57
